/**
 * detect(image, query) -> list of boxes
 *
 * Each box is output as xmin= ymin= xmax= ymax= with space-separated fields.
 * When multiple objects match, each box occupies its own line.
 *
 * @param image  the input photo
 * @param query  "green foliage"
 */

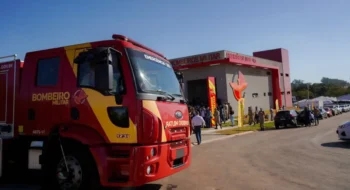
xmin=292 ymin=77 xmax=350 ymax=100
xmin=216 ymin=122 xmax=275 ymax=135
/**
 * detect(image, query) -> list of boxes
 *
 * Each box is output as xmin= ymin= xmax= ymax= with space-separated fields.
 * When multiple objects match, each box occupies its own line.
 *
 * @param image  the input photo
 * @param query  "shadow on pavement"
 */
xmin=321 ymin=141 xmax=350 ymax=149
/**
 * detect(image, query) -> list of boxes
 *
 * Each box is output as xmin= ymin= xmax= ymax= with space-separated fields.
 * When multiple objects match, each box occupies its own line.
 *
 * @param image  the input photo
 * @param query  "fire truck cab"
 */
xmin=0 ymin=34 xmax=191 ymax=189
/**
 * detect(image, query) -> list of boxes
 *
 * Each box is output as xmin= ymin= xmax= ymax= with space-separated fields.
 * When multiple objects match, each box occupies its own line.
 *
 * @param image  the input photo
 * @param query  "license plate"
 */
xmin=176 ymin=148 xmax=185 ymax=159
xmin=280 ymin=118 xmax=285 ymax=120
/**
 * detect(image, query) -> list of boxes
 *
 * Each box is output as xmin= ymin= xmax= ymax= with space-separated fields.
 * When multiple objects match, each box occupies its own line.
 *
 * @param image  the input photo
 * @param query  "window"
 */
xmin=280 ymin=73 xmax=283 ymax=76
xmin=268 ymin=92 xmax=272 ymax=96
xmin=286 ymin=73 xmax=289 ymax=77
xmin=264 ymin=92 xmax=266 ymax=96
xmin=36 ymin=57 xmax=60 ymax=86
xmin=77 ymin=50 xmax=124 ymax=94
xmin=252 ymin=93 xmax=258 ymax=98
xmin=127 ymin=48 xmax=181 ymax=96
xmin=281 ymin=91 xmax=285 ymax=95
xmin=287 ymin=91 xmax=291 ymax=94
xmin=266 ymin=71 xmax=271 ymax=75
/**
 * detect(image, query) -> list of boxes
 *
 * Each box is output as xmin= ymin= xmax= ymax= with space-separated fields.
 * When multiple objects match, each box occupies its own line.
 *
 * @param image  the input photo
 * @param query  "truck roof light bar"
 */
xmin=112 ymin=34 xmax=166 ymax=59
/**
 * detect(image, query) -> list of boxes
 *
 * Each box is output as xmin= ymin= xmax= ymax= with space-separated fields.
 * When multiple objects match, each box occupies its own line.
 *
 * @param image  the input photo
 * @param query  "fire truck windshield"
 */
xmin=127 ymin=48 xmax=182 ymax=97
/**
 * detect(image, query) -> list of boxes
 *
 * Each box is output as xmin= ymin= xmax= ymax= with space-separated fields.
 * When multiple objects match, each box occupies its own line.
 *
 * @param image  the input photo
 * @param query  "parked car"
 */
xmin=345 ymin=105 xmax=350 ymax=112
xmin=324 ymin=107 xmax=333 ymax=117
xmin=329 ymin=107 xmax=339 ymax=115
xmin=336 ymin=121 xmax=350 ymax=140
xmin=345 ymin=105 xmax=350 ymax=111
xmin=318 ymin=108 xmax=328 ymax=119
xmin=334 ymin=105 xmax=343 ymax=114
xmin=339 ymin=105 xmax=346 ymax=112
xmin=340 ymin=105 xmax=350 ymax=112
xmin=274 ymin=110 xmax=298 ymax=129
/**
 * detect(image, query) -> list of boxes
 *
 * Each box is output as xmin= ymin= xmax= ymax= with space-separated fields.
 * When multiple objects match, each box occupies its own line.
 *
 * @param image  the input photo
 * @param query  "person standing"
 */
xmin=303 ymin=107 xmax=311 ymax=127
xmin=313 ymin=107 xmax=320 ymax=125
xmin=270 ymin=107 xmax=274 ymax=121
xmin=205 ymin=107 xmax=212 ymax=128
xmin=229 ymin=105 xmax=235 ymax=126
xmin=200 ymin=106 xmax=206 ymax=118
xmin=254 ymin=106 xmax=259 ymax=125
xmin=219 ymin=104 xmax=225 ymax=123
xmin=191 ymin=111 xmax=206 ymax=145
xmin=224 ymin=103 xmax=229 ymax=121
xmin=248 ymin=107 xmax=254 ymax=125
xmin=214 ymin=107 xmax=221 ymax=129
xmin=258 ymin=108 xmax=265 ymax=131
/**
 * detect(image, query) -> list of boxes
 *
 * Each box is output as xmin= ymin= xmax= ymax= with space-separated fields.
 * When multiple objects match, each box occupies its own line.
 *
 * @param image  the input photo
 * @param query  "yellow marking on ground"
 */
xmin=142 ymin=100 xmax=167 ymax=142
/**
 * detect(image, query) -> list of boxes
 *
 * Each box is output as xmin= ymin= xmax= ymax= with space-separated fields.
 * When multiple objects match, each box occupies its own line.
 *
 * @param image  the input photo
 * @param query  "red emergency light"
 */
xmin=112 ymin=34 xmax=166 ymax=59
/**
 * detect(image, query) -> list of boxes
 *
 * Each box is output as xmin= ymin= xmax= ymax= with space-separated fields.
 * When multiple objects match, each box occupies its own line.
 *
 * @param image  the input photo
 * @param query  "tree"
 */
xmin=291 ymin=77 xmax=350 ymax=101
xmin=321 ymin=77 xmax=349 ymax=86
xmin=294 ymin=89 xmax=314 ymax=100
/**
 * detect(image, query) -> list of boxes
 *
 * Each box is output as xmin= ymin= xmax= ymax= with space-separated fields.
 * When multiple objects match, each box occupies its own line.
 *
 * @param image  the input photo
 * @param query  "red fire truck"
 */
xmin=0 ymin=34 xmax=191 ymax=189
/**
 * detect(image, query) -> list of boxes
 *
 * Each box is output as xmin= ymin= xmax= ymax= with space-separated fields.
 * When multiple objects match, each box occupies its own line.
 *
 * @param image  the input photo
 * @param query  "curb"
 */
xmin=191 ymin=131 xmax=255 ymax=147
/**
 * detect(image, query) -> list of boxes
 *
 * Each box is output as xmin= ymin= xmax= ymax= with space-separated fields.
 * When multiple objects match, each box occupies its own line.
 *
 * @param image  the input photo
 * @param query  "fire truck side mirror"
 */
xmin=95 ymin=63 xmax=113 ymax=91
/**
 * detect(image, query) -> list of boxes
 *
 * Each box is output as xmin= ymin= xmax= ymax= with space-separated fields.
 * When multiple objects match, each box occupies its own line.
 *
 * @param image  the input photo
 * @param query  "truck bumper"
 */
xmin=89 ymin=138 xmax=191 ymax=187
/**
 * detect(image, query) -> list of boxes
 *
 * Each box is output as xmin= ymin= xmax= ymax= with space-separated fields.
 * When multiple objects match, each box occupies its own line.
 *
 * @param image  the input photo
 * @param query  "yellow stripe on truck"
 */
xmin=142 ymin=100 xmax=167 ymax=142
xmin=83 ymin=89 xmax=137 ymax=143
xmin=64 ymin=43 xmax=91 ymax=77
xmin=64 ymin=44 xmax=137 ymax=144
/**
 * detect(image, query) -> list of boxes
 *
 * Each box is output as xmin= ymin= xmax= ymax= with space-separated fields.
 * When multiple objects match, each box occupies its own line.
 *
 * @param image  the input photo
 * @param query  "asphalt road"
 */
xmin=153 ymin=112 xmax=350 ymax=190
xmin=1 ymin=113 xmax=350 ymax=190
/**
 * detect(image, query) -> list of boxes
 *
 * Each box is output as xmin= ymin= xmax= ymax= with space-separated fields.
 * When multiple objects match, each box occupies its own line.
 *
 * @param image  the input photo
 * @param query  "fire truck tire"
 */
xmin=42 ymin=140 xmax=101 ymax=190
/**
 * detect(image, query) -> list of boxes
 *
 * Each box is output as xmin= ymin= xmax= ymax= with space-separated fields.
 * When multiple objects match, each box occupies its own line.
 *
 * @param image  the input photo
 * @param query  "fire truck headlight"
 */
xmin=150 ymin=148 xmax=156 ymax=157
xmin=146 ymin=166 xmax=151 ymax=175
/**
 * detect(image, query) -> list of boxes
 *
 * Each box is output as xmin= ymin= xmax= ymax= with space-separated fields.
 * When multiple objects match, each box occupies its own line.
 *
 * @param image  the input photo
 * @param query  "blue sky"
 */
xmin=0 ymin=0 xmax=349 ymax=83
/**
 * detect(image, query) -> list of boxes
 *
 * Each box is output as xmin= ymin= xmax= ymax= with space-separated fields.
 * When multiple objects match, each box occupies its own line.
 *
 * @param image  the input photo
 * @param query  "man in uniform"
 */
xmin=258 ymin=108 xmax=265 ymax=131
xmin=270 ymin=107 xmax=274 ymax=121
xmin=313 ymin=107 xmax=320 ymax=126
xmin=248 ymin=107 xmax=254 ymax=125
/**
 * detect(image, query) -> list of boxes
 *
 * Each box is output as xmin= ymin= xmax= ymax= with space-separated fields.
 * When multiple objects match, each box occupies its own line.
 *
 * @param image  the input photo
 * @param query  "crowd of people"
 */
xmin=187 ymin=100 xmax=235 ymax=145
xmin=300 ymin=106 xmax=320 ymax=126
xmin=188 ymin=102 xmax=235 ymax=129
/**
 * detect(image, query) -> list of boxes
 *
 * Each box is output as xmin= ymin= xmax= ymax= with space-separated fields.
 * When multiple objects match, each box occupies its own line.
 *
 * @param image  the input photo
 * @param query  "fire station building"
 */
xmin=169 ymin=48 xmax=292 ymax=113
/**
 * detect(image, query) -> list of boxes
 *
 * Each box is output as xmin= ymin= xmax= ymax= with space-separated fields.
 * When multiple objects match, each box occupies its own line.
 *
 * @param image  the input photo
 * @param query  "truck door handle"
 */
xmin=28 ymin=109 xmax=35 ymax=120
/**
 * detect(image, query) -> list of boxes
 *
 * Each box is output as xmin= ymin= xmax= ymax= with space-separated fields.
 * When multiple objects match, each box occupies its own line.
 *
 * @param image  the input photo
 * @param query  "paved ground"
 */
xmin=1 ymin=113 xmax=350 ymax=190
xmin=189 ymin=126 xmax=237 ymax=145
xmin=153 ymin=112 xmax=350 ymax=190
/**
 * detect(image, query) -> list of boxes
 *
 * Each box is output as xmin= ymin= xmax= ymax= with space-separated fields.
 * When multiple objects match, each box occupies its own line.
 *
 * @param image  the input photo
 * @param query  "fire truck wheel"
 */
xmin=57 ymin=144 xmax=100 ymax=190
xmin=43 ymin=141 xmax=101 ymax=190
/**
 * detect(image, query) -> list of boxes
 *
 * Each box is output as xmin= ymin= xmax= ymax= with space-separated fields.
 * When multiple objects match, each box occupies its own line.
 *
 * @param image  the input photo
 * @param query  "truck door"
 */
xmin=27 ymin=52 xmax=64 ymax=136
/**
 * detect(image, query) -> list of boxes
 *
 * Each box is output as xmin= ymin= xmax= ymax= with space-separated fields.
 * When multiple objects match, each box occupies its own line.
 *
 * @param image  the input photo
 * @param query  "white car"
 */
xmin=336 ymin=121 xmax=350 ymax=140
xmin=334 ymin=105 xmax=343 ymax=113
xmin=345 ymin=105 xmax=350 ymax=112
